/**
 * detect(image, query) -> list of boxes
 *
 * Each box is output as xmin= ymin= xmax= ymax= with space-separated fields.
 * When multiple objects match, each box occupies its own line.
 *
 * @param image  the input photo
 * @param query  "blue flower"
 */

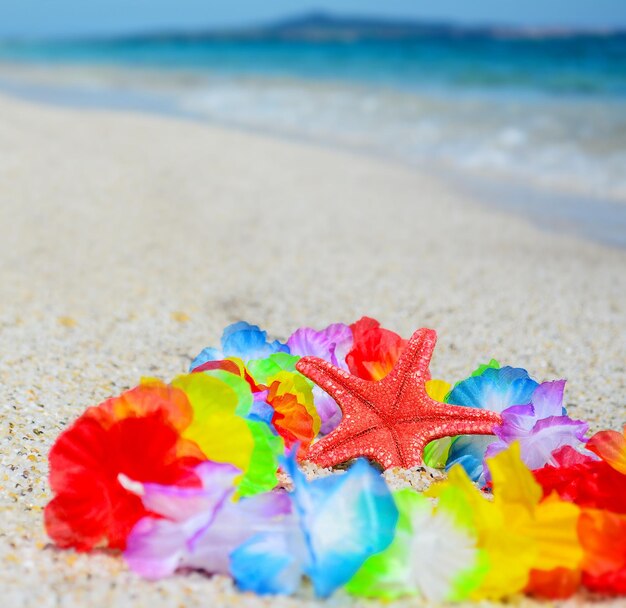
xmin=447 ymin=366 xmax=539 ymax=413
xmin=445 ymin=366 xmax=539 ymax=483
xmin=190 ymin=322 xmax=290 ymax=370
xmin=230 ymin=454 xmax=398 ymax=597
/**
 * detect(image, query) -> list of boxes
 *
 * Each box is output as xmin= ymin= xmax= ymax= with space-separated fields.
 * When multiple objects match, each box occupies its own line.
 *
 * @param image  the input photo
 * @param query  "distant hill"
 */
xmin=254 ymin=11 xmax=478 ymax=40
xmin=115 ymin=11 xmax=623 ymax=44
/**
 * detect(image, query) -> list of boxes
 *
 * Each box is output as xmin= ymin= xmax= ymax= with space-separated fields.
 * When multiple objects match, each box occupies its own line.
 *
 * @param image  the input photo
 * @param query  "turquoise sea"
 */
xmin=0 ymin=32 xmax=625 ymax=243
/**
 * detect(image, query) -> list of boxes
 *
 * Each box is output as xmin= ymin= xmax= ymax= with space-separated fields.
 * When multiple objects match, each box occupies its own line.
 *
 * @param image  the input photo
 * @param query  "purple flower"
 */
xmin=485 ymin=380 xmax=589 ymax=473
xmin=287 ymin=323 xmax=353 ymax=434
xmin=287 ymin=323 xmax=353 ymax=368
xmin=123 ymin=461 xmax=291 ymax=580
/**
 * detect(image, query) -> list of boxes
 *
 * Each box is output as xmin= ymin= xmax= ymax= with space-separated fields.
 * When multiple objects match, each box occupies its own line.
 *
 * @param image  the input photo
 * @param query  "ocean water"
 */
xmin=0 ymin=34 xmax=625 ymax=216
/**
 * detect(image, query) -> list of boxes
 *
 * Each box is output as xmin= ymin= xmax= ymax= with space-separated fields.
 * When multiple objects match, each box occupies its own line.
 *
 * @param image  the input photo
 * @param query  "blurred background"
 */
xmin=0 ymin=1 xmax=625 ymax=245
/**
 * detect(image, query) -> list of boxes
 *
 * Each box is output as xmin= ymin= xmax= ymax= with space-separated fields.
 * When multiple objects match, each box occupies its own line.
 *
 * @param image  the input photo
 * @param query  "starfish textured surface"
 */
xmin=297 ymin=329 xmax=504 ymax=469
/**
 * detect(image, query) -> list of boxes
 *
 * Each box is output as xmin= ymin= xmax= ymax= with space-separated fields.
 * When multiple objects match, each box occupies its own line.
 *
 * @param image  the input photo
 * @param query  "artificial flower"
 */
xmin=45 ymin=382 xmax=204 ymax=551
xmin=265 ymin=372 xmax=320 ymax=457
xmin=525 ymin=567 xmax=581 ymax=599
xmin=428 ymin=442 xmax=582 ymax=599
xmin=190 ymin=322 xmax=289 ymax=370
xmin=43 ymin=318 xmax=626 ymax=603
xmin=246 ymin=352 xmax=300 ymax=380
xmin=346 ymin=488 xmax=487 ymax=601
xmin=470 ymin=359 xmax=500 ymax=377
xmin=587 ymin=425 xmax=626 ymax=475
xmin=446 ymin=364 xmax=539 ymax=412
xmin=190 ymin=356 xmax=261 ymax=392
xmin=524 ymin=431 xmax=621 ymax=600
xmin=422 ymin=379 xmax=453 ymax=467
xmin=287 ymin=323 xmax=353 ymax=368
xmin=485 ymin=380 xmax=588 ymax=472
xmin=445 ymin=365 xmax=539 ymax=482
xmin=124 ymin=461 xmax=291 ymax=579
xmin=230 ymin=454 xmax=398 ymax=597
xmin=579 ymin=508 xmax=626 ymax=594
xmin=533 ymin=445 xmax=626 ymax=514
xmin=247 ymin=354 xmax=321 ymax=456
xmin=94 ymin=377 xmax=195 ymax=430
xmin=345 ymin=317 xmax=407 ymax=381
xmin=172 ymin=371 xmax=283 ymax=496
xmin=287 ymin=323 xmax=353 ymax=433
xmin=247 ymin=390 xmax=276 ymax=426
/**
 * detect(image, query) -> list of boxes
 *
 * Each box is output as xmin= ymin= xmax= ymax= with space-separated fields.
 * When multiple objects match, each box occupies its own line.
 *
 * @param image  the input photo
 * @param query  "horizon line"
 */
xmin=1 ymin=9 xmax=625 ymax=44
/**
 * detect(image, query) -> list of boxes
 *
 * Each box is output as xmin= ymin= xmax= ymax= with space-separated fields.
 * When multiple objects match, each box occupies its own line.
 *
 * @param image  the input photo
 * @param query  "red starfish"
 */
xmin=296 ymin=328 xmax=503 ymax=469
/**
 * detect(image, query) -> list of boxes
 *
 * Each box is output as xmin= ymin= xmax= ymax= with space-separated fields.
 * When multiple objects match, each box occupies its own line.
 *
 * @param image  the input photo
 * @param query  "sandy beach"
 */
xmin=0 ymin=92 xmax=624 ymax=607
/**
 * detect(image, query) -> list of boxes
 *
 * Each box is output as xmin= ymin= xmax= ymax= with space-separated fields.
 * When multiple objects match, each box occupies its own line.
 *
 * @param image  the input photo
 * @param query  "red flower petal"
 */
xmin=526 ymin=567 xmax=580 ymax=599
xmin=533 ymin=451 xmax=626 ymax=514
xmin=192 ymin=358 xmax=263 ymax=393
xmin=345 ymin=317 xmax=409 ymax=381
xmin=45 ymin=386 xmax=204 ymax=551
xmin=45 ymin=469 xmax=113 ymax=551
xmin=579 ymin=509 xmax=626 ymax=594
xmin=580 ymin=510 xmax=626 ymax=575
xmin=583 ymin=570 xmax=626 ymax=595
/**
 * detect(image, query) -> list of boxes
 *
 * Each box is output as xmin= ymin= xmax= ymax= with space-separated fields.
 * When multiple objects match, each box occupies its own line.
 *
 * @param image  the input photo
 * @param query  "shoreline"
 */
xmin=0 ymin=92 xmax=624 ymax=607
xmin=0 ymin=61 xmax=624 ymax=250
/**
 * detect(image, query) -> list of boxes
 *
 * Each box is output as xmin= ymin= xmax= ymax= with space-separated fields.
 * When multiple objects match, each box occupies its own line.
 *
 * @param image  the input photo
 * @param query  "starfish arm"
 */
xmin=296 ymin=356 xmax=372 ymax=414
xmin=389 ymin=327 xmax=436 ymax=380
xmin=420 ymin=402 xmax=503 ymax=442
xmin=388 ymin=426 xmax=432 ymax=468
xmin=306 ymin=427 xmax=399 ymax=469
xmin=392 ymin=406 xmax=501 ymax=468
xmin=381 ymin=328 xmax=436 ymax=416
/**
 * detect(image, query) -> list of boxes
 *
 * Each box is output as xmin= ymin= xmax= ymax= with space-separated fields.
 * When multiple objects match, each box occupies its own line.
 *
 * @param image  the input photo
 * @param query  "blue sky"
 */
xmin=1 ymin=0 xmax=626 ymax=38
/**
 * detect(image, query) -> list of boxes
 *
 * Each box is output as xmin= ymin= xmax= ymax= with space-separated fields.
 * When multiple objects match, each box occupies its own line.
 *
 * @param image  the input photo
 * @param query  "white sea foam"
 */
xmin=1 ymin=62 xmax=625 ymax=203
xmin=175 ymin=76 xmax=626 ymax=202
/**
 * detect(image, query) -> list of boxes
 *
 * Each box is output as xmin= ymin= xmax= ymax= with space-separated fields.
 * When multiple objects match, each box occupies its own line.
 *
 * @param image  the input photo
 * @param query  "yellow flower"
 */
xmin=427 ymin=442 xmax=582 ymax=599
xmin=425 ymin=379 xmax=451 ymax=402
xmin=172 ymin=371 xmax=283 ymax=496
xmin=423 ymin=380 xmax=453 ymax=467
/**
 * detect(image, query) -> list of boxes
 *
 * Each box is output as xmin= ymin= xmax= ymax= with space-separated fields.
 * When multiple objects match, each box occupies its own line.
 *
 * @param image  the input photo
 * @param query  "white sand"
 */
xmin=0 ymin=93 xmax=624 ymax=607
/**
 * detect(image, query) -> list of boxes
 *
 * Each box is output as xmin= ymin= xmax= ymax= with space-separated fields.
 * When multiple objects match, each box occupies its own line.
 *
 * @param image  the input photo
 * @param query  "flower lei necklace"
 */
xmin=45 ymin=317 xmax=626 ymax=601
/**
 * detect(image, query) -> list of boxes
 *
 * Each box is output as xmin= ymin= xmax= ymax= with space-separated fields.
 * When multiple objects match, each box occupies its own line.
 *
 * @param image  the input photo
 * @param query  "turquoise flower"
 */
xmin=444 ymin=365 xmax=539 ymax=483
xmin=230 ymin=453 xmax=398 ymax=597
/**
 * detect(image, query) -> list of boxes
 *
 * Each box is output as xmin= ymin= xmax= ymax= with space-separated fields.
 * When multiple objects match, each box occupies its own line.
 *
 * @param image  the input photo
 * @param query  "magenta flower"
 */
xmin=287 ymin=323 xmax=353 ymax=434
xmin=485 ymin=380 xmax=589 ymax=473
xmin=123 ymin=461 xmax=291 ymax=580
